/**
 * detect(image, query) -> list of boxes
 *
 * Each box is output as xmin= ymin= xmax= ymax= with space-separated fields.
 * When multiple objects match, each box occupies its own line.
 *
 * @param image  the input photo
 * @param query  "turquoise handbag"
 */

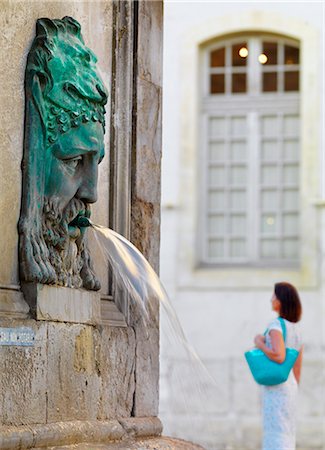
xmin=244 ymin=317 xmax=299 ymax=386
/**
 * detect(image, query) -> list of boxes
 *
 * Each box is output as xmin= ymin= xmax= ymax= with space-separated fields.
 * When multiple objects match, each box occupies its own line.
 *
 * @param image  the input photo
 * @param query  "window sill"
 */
xmin=176 ymin=263 xmax=318 ymax=290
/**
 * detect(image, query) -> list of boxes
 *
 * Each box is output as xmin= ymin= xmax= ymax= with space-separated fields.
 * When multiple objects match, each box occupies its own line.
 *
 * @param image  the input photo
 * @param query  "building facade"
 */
xmin=160 ymin=2 xmax=325 ymax=449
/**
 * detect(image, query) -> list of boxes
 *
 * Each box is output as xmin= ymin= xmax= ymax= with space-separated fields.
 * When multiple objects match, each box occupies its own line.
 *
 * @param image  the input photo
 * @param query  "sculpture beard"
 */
xmin=42 ymin=197 xmax=100 ymax=290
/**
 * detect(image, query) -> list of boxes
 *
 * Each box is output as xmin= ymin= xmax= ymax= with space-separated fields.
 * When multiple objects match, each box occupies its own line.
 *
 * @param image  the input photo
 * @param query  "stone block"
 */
xmin=138 ymin=1 xmax=163 ymax=87
xmin=47 ymin=323 xmax=101 ymax=422
xmin=0 ymin=288 xmax=29 ymax=318
xmin=22 ymin=284 xmax=101 ymax=325
xmin=118 ymin=417 xmax=162 ymax=437
xmin=132 ymin=313 xmax=159 ymax=417
xmin=135 ymin=78 xmax=162 ymax=205
xmin=0 ymin=319 xmax=47 ymax=425
xmin=97 ymin=326 xmax=136 ymax=419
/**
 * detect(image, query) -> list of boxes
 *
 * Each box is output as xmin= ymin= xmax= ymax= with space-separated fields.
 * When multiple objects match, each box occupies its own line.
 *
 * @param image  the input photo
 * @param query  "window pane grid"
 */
xmin=203 ymin=36 xmax=300 ymax=265
xmin=206 ymin=115 xmax=248 ymax=260
xmin=258 ymin=112 xmax=299 ymax=261
xmin=260 ymin=42 xmax=299 ymax=93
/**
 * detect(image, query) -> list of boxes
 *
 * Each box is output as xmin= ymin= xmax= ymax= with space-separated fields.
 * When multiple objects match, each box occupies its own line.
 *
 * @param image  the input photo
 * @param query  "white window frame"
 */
xmin=199 ymin=34 xmax=301 ymax=267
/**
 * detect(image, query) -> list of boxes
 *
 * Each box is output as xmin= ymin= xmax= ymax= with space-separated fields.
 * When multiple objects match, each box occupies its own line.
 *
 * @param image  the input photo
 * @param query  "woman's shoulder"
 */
xmin=283 ymin=318 xmax=302 ymax=330
xmin=283 ymin=319 xmax=303 ymax=348
xmin=267 ymin=317 xmax=283 ymax=333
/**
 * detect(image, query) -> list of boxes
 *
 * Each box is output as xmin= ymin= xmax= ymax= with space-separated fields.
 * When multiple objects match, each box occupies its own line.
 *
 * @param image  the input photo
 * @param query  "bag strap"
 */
xmin=264 ymin=317 xmax=287 ymax=343
xmin=278 ymin=317 xmax=287 ymax=343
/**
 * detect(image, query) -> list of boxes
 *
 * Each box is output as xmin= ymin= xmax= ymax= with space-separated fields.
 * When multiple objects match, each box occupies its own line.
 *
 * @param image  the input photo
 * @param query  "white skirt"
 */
xmin=262 ymin=373 xmax=298 ymax=450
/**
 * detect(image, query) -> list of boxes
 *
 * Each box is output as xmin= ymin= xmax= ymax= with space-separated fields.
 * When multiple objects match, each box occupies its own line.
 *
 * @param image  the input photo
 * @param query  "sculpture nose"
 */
xmin=76 ymin=161 xmax=98 ymax=204
xmin=77 ymin=180 xmax=98 ymax=204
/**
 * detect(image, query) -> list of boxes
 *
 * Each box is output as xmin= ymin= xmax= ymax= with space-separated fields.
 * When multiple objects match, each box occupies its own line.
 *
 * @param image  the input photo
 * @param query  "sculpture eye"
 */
xmin=63 ymin=156 xmax=82 ymax=169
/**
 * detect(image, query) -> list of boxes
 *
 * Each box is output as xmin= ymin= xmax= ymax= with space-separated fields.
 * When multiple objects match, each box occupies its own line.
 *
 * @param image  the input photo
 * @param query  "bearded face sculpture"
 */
xmin=19 ymin=17 xmax=108 ymax=291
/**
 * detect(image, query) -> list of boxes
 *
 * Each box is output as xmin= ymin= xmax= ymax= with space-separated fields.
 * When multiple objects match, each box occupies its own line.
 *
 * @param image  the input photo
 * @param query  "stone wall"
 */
xmin=0 ymin=1 xmax=163 ymax=448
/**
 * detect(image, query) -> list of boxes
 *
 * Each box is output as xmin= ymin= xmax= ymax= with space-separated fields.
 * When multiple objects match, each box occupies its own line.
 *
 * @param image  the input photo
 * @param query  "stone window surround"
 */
xmin=176 ymin=10 xmax=321 ymax=290
xmin=200 ymin=34 xmax=301 ymax=266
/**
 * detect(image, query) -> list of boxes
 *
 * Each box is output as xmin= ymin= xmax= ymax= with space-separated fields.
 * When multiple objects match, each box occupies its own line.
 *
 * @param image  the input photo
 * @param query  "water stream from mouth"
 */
xmin=89 ymin=222 xmax=219 ymax=443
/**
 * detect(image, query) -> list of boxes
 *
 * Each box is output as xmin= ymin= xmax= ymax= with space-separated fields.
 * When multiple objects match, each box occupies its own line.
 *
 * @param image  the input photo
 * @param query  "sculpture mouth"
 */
xmin=69 ymin=210 xmax=92 ymax=229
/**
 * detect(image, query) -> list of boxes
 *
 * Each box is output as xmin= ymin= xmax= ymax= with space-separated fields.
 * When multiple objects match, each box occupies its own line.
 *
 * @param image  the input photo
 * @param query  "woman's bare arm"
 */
xmin=254 ymin=330 xmax=286 ymax=363
xmin=293 ymin=345 xmax=304 ymax=384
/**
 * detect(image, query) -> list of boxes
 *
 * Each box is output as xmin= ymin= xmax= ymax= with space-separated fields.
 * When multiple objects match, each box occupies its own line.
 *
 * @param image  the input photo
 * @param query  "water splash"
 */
xmin=90 ymin=223 xmax=217 ymax=386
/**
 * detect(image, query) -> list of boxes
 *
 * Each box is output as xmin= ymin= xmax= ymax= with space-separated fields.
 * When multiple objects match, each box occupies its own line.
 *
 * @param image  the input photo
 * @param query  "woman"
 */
xmin=254 ymin=282 xmax=303 ymax=450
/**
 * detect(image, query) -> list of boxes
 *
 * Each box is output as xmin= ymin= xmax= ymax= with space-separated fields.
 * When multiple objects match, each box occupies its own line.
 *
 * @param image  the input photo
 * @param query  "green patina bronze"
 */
xmin=18 ymin=16 xmax=108 ymax=290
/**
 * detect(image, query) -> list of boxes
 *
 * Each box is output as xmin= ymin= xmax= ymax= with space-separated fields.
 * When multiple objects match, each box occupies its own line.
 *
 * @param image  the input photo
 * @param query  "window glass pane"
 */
xmin=232 ymin=73 xmax=246 ymax=93
xmin=285 ymin=45 xmax=299 ymax=65
xmin=284 ymin=71 xmax=299 ymax=91
xmin=208 ymin=190 xmax=225 ymax=210
xmin=231 ymin=141 xmax=246 ymax=160
xmin=232 ymin=42 xmax=247 ymax=66
xmin=262 ymin=140 xmax=279 ymax=161
xmin=230 ymin=165 xmax=246 ymax=185
xmin=230 ymin=239 xmax=246 ymax=257
xmin=283 ymin=213 xmax=299 ymax=235
xmin=284 ymin=140 xmax=299 ymax=160
xmin=261 ymin=116 xmax=279 ymax=135
xmin=283 ymin=115 xmax=299 ymax=135
xmin=263 ymin=72 xmax=277 ymax=92
xmin=210 ymin=74 xmax=225 ymax=94
xmin=283 ymin=164 xmax=299 ymax=185
xmin=262 ymin=42 xmax=277 ymax=65
xmin=210 ymin=47 xmax=225 ymax=67
xmin=209 ymin=117 xmax=226 ymax=136
xmin=261 ymin=164 xmax=279 ymax=185
xmin=208 ymin=239 xmax=224 ymax=257
xmin=261 ymin=189 xmax=278 ymax=210
xmin=208 ymin=214 xmax=225 ymax=234
xmin=283 ymin=189 xmax=299 ymax=209
xmin=231 ymin=116 xmax=246 ymax=136
xmin=209 ymin=142 xmax=225 ymax=161
xmin=230 ymin=190 xmax=246 ymax=210
xmin=261 ymin=239 xmax=281 ymax=258
xmin=283 ymin=239 xmax=299 ymax=259
xmin=209 ymin=166 xmax=226 ymax=186
xmin=261 ymin=214 xmax=277 ymax=234
xmin=230 ymin=214 xmax=246 ymax=234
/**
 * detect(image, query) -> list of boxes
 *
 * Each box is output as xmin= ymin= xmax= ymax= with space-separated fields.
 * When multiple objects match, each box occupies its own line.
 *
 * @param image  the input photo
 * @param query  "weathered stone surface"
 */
xmin=118 ymin=417 xmax=162 ymax=438
xmin=138 ymin=1 xmax=163 ymax=87
xmin=130 ymin=0 xmax=163 ymax=420
xmin=0 ymin=418 xmax=167 ymax=450
xmin=0 ymin=420 xmax=125 ymax=450
xmin=47 ymin=323 xmax=102 ymax=423
xmin=131 ymin=305 xmax=160 ymax=417
xmin=41 ymin=437 xmax=205 ymax=450
xmin=0 ymin=2 xmax=165 ymax=449
xmin=22 ymin=284 xmax=101 ymax=325
xmin=97 ymin=327 xmax=136 ymax=419
xmin=0 ymin=319 xmax=47 ymax=425
xmin=0 ymin=288 xmax=29 ymax=318
xmin=33 ymin=420 xmax=125 ymax=449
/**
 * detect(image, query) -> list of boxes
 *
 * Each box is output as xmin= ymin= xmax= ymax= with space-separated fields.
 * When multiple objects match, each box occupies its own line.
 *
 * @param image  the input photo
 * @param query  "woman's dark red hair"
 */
xmin=274 ymin=282 xmax=302 ymax=323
